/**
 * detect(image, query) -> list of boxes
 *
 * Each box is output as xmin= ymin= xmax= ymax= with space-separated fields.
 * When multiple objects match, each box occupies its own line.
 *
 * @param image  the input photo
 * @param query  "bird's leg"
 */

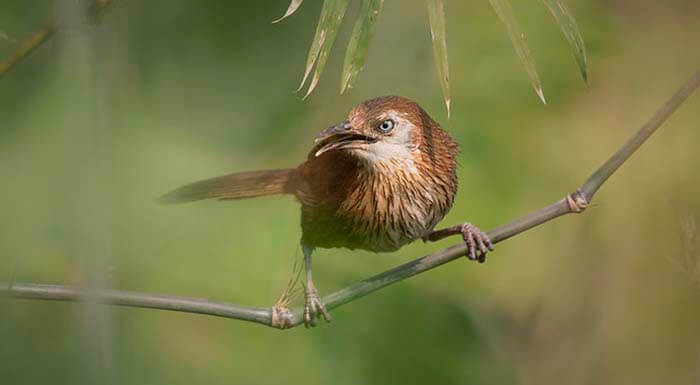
xmin=270 ymin=259 xmax=303 ymax=329
xmin=302 ymin=244 xmax=331 ymax=327
xmin=423 ymin=223 xmax=494 ymax=263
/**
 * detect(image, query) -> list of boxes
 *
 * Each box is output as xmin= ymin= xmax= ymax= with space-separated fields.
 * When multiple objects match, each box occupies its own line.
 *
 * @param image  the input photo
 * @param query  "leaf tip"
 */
xmin=581 ymin=68 xmax=589 ymax=86
xmin=271 ymin=13 xmax=292 ymax=24
xmin=296 ymin=65 xmax=315 ymax=93
xmin=302 ymin=75 xmax=320 ymax=100
xmin=340 ymin=72 xmax=351 ymax=95
xmin=536 ymin=87 xmax=546 ymax=104
xmin=272 ymin=0 xmax=304 ymax=24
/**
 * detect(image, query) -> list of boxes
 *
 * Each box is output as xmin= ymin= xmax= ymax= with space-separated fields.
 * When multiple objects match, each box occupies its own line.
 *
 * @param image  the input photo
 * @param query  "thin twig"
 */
xmin=0 ymin=0 xmax=114 ymax=77
xmin=0 ymin=18 xmax=56 ymax=76
xmin=2 ymin=70 xmax=699 ymax=329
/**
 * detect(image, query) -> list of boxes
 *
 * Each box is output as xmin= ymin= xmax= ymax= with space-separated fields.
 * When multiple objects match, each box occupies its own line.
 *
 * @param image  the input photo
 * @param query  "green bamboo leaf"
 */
xmin=340 ymin=0 xmax=385 ymax=94
xmin=426 ymin=0 xmax=451 ymax=117
xmin=540 ymin=0 xmax=587 ymax=83
xmin=272 ymin=0 xmax=304 ymax=24
xmin=488 ymin=0 xmax=546 ymax=104
xmin=298 ymin=0 xmax=351 ymax=98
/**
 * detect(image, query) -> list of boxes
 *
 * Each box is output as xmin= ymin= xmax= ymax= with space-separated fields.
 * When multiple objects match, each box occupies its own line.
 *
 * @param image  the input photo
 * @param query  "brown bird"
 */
xmin=161 ymin=96 xmax=493 ymax=326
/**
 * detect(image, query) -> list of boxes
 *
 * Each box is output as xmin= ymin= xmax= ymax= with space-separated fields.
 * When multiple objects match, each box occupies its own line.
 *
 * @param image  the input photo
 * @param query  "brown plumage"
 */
xmin=162 ymin=96 xmax=492 ymax=327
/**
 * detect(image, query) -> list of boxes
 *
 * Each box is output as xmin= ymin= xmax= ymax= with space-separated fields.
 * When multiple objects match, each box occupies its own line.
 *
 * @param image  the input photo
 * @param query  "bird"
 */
xmin=160 ymin=96 xmax=493 ymax=327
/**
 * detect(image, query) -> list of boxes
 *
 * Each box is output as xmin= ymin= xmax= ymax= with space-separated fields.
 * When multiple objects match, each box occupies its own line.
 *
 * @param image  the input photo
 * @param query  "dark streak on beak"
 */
xmin=312 ymin=120 xmax=376 ymax=157
xmin=315 ymin=120 xmax=352 ymax=143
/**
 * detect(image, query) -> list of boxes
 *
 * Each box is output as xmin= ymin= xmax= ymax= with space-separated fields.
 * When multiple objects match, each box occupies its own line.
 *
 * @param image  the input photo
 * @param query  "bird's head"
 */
xmin=312 ymin=96 xmax=456 ymax=170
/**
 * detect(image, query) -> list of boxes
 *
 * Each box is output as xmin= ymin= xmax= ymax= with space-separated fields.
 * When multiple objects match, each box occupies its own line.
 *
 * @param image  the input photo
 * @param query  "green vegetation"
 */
xmin=1 ymin=1 xmax=699 ymax=384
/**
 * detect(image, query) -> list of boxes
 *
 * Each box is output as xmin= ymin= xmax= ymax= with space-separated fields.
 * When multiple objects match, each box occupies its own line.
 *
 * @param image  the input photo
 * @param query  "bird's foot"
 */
xmin=304 ymin=285 xmax=331 ymax=328
xmin=459 ymin=223 xmax=494 ymax=263
xmin=271 ymin=303 xmax=295 ymax=329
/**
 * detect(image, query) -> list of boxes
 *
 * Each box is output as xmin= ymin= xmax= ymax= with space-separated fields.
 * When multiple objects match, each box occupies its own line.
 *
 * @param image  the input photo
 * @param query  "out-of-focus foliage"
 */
xmin=0 ymin=30 xmax=17 ymax=42
xmin=1 ymin=1 xmax=700 ymax=385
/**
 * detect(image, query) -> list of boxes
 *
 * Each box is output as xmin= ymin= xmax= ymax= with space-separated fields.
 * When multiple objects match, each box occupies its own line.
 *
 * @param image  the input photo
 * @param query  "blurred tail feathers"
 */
xmin=160 ymin=169 xmax=295 ymax=203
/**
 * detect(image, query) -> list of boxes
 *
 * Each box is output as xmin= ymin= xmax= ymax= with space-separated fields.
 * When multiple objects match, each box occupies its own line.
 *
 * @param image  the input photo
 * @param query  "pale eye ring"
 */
xmin=377 ymin=119 xmax=395 ymax=133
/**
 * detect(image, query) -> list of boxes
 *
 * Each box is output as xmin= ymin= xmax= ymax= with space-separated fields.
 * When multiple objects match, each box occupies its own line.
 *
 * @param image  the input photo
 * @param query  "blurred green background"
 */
xmin=1 ymin=1 xmax=699 ymax=384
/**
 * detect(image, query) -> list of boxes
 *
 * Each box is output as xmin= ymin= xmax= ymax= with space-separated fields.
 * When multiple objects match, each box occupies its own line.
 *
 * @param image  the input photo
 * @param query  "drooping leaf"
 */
xmin=340 ymin=0 xmax=385 ymax=94
xmin=272 ymin=0 xmax=304 ymax=23
xmin=540 ymin=0 xmax=587 ymax=83
xmin=426 ymin=0 xmax=451 ymax=117
xmin=298 ymin=0 xmax=351 ymax=98
xmin=488 ymin=0 xmax=546 ymax=104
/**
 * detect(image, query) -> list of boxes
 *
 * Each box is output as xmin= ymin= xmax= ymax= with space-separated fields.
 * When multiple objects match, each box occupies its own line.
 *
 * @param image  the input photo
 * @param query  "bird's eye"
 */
xmin=377 ymin=119 xmax=395 ymax=133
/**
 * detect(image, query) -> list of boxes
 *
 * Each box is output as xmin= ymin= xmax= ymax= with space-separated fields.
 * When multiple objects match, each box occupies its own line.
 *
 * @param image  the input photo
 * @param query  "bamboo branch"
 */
xmin=0 ymin=0 xmax=113 ymax=77
xmin=2 ymin=70 xmax=699 ymax=329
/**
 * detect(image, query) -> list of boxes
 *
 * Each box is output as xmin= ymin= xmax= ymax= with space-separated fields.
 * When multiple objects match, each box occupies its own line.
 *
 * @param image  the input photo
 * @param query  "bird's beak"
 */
xmin=313 ymin=120 xmax=376 ymax=157
xmin=315 ymin=120 xmax=352 ymax=142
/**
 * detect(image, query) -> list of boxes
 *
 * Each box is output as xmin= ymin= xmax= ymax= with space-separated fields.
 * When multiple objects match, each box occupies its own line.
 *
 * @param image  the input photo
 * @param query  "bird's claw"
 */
xmin=271 ymin=304 xmax=295 ymax=329
xmin=304 ymin=287 xmax=331 ymax=328
xmin=460 ymin=223 xmax=494 ymax=263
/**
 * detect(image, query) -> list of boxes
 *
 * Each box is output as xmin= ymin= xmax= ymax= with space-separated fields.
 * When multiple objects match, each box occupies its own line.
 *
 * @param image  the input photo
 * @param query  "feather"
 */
xmin=160 ymin=169 xmax=295 ymax=203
